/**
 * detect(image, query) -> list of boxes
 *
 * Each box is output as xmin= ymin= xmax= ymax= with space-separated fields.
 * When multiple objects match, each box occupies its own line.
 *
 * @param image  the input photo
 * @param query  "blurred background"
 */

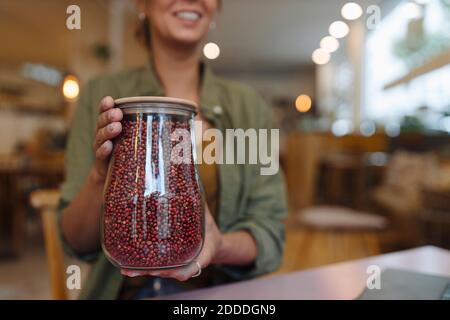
xmin=1 ymin=0 xmax=450 ymax=299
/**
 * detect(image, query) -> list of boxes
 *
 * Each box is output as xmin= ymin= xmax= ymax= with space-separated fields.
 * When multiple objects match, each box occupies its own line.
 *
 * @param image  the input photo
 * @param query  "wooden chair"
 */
xmin=285 ymin=133 xmax=323 ymax=211
xmin=30 ymin=189 xmax=67 ymax=300
xmin=371 ymin=151 xmax=438 ymax=247
xmin=296 ymin=206 xmax=387 ymax=268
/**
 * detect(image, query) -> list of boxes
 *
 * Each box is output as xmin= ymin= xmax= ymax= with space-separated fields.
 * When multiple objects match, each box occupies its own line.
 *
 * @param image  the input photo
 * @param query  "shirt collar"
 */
xmin=199 ymin=63 xmax=223 ymax=123
xmin=135 ymin=57 xmax=223 ymax=123
xmin=136 ymin=58 xmax=165 ymax=97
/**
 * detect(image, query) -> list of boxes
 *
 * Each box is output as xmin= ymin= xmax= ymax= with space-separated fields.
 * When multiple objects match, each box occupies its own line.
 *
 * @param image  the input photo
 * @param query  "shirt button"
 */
xmin=213 ymin=105 xmax=223 ymax=115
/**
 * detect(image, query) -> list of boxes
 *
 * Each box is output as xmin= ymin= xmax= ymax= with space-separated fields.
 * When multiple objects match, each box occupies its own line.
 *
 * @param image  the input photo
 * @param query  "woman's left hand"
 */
xmin=121 ymin=205 xmax=223 ymax=281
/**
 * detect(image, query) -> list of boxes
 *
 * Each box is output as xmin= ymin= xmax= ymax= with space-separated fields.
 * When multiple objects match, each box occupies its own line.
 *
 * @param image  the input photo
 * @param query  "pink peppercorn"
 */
xmin=102 ymin=97 xmax=204 ymax=271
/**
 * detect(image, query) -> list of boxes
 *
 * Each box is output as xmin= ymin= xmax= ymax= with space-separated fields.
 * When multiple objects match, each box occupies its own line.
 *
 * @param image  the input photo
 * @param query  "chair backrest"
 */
xmin=30 ymin=189 xmax=67 ymax=300
xmin=285 ymin=133 xmax=323 ymax=210
xmin=383 ymin=151 xmax=438 ymax=192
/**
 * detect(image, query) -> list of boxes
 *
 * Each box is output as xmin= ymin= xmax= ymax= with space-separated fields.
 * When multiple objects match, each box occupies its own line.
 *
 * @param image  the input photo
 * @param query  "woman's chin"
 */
xmin=169 ymin=31 xmax=205 ymax=47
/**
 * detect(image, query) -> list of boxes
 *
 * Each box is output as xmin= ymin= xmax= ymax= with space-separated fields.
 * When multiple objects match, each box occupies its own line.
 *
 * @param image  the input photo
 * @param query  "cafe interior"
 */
xmin=1 ymin=0 xmax=450 ymax=300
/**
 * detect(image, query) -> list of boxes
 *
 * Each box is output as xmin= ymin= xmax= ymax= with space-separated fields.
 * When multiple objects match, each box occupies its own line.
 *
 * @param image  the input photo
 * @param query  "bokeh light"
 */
xmin=360 ymin=120 xmax=376 ymax=137
xmin=320 ymin=36 xmax=340 ymax=53
xmin=332 ymin=119 xmax=353 ymax=136
xmin=295 ymin=95 xmax=312 ymax=113
xmin=403 ymin=1 xmax=422 ymax=20
xmin=203 ymin=42 xmax=221 ymax=60
xmin=341 ymin=2 xmax=363 ymax=20
xmin=329 ymin=21 xmax=350 ymax=38
xmin=62 ymin=75 xmax=79 ymax=101
xmin=385 ymin=122 xmax=401 ymax=137
xmin=312 ymin=48 xmax=331 ymax=65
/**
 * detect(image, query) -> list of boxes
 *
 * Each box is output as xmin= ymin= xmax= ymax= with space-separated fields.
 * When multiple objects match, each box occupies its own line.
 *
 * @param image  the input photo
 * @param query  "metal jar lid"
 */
xmin=114 ymin=96 xmax=197 ymax=115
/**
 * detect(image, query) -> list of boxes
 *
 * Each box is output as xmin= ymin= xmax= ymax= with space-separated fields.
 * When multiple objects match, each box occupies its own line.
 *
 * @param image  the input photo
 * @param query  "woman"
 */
xmin=59 ymin=0 xmax=287 ymax=299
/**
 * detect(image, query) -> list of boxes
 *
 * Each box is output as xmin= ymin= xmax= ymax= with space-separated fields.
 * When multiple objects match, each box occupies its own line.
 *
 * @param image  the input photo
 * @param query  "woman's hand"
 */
xmin=92 ymin=96 xmax=123 ymax=182
xmin=121 ymin=205 xmax=224 ymax=281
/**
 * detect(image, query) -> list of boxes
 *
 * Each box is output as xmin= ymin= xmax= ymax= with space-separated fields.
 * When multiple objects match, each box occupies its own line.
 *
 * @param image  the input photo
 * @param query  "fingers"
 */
xmin=147 ymin=250 xmax=209 ymax=281
xmin=97 ymin=107 xmax=123 ymax=130
xmin=99 ymin=96 xmax=115 ymax=113
xmin=94 ymin=122 xmax=122 ymax=151
xmin=94 ymin=96 xmax=122 ymax=156
xmin=170 ymin=261 xmax=203 ymax=281
xmin=95 ymin=140 xmax=113 ymax=160
xmin=136 ymin=263 xmax=199 ymax=281
xmin=120 ymin=269 xmax=148 ymax=277
xmin=93 ymin=96 xmax=122 ymax=171
xmin=120 ymin=259 xmax=205 ymax=282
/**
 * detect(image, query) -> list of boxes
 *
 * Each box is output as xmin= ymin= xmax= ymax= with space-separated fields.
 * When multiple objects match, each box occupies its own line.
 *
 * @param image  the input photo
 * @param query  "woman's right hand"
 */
xmin=92 ymin=96 xmax=123 ymax=182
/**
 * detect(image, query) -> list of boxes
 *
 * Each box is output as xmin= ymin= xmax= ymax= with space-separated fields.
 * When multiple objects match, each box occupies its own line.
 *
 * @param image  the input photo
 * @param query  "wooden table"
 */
xmin=0 ymin=155 xmax=63 ymax=258
xmin=160 ymin=246 xmax=450 ymax=300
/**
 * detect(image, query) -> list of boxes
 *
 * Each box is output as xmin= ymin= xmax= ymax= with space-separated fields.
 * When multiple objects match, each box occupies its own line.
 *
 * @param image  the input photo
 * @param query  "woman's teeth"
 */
xmin=176 ymin=11 xmax=201 ymax=22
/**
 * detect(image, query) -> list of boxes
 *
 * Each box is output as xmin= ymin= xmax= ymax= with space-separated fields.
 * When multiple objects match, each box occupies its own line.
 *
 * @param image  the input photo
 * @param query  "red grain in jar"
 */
xmin=102 ymin=96 xmax=204 ymax=271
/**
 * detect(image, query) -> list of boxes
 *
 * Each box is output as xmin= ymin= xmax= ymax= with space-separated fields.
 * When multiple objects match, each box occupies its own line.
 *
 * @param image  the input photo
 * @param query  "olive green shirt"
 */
xmin=58 ymin=62 xmax=288 ymax=300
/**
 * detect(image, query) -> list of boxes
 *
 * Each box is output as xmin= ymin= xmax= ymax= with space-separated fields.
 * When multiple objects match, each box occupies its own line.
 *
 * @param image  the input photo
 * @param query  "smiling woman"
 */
xmin=59 ymin=0 xmax=287 ymax=300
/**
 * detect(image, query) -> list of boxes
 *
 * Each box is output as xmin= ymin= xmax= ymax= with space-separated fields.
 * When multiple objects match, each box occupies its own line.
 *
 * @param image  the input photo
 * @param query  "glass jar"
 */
xmin=102 ymin=96 xmax=204 ymax=271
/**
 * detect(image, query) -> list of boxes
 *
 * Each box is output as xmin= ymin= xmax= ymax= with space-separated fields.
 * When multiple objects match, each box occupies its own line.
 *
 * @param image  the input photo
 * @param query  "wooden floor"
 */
xmin=0 ymin=226 xmax=88 ymax=300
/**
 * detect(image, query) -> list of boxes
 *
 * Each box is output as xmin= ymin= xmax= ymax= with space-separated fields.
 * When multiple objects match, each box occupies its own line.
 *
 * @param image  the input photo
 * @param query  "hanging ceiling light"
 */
xmin=312 ymin=48 xmax=331 ymax=65
xmin=341 ymin=2 xmax=363 ymax=20
xmin=320 ymin=36 xmax=340 ymax=53
xmin=329 ymin=21 xmax=350 ymax=38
